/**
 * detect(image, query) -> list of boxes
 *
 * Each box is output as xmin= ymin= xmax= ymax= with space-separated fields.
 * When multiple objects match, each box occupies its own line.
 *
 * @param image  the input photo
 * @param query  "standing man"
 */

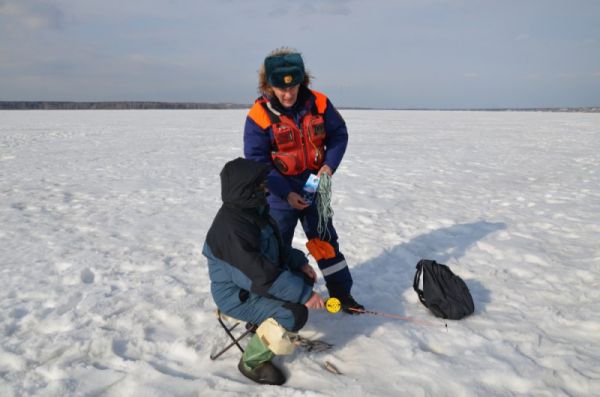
xmin=244 ymin=48 xmax=363 ymax=314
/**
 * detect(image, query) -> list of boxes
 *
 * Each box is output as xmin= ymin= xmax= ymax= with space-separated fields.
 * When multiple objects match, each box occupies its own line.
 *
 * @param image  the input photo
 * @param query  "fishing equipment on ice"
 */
xmin=324 ymin=298 xmax=441 ymax=326
xmin=413 ymin=259 xmax=474 ymax=320
xmin=325 ymin=297 xmax=342 ymax=313
xmin=324 ymin=294 xmax=364 ymax=315
xmin=326 ymin=296 xmax=365 ymax=316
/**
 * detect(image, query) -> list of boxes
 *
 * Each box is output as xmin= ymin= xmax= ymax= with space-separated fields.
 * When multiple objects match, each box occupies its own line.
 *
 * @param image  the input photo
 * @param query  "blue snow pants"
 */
xmin=270 ymin=204 xmax=353 ymax=297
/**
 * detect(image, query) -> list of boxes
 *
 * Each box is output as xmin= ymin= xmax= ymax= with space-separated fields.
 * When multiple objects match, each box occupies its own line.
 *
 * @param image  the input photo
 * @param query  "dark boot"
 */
xmin=238 ymin=334 xmax=285 ymax=385
xmin=238 ymin=358 xmax=285 ymax=385
xmin=338 ymin=294 xmax=365 ymax=314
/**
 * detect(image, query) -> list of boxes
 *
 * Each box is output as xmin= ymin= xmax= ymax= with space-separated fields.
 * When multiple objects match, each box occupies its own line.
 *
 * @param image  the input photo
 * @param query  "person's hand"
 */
xmin=304 ymin=292 xmax=325 ymax=310
xmin=317 ymin=164 xmax=333 ymax=177
xmin=287 ymin=192 xmax=309 ymax=210
xmin=300 ymin=263 xmax=317 ymax=282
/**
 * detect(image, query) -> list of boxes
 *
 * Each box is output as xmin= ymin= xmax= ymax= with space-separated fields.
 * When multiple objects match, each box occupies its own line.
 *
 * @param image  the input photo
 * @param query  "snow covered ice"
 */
xmin=1 ymin=109 xmax=599 ymax=396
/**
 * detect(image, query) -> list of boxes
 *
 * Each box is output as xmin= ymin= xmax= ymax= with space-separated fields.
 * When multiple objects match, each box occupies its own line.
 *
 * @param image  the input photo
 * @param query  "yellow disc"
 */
xmin=325 ymin=297 xmax=341 ymax=314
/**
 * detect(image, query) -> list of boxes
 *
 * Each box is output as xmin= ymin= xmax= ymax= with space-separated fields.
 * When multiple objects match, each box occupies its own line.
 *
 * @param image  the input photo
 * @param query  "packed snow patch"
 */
xmin=1 ymin=109 xmax=599 ymax=396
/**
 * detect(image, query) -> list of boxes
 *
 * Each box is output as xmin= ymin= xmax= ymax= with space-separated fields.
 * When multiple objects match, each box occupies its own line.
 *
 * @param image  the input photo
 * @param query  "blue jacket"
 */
xmin=203 ymin=158 xmax=313 ymax=314
xmin=244 ymin=86 xmax=348 ymax=209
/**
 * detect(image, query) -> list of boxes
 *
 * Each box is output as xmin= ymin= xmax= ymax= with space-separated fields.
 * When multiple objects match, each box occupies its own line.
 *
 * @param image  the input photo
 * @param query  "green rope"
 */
xmin=316 ymin=173 xmax=334 ymax=240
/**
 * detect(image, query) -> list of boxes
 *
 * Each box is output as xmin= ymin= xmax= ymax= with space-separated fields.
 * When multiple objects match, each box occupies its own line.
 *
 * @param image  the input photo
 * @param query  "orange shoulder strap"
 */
xmin=248 ymin=100 xmax=272 ymax=130
xmin=310 ymin=90 xmax=328 ymax=114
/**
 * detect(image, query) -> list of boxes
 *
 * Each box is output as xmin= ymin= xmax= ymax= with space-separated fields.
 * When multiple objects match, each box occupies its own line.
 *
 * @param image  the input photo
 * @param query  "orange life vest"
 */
xmin=248 ymin=90 xmax=328 ymax=176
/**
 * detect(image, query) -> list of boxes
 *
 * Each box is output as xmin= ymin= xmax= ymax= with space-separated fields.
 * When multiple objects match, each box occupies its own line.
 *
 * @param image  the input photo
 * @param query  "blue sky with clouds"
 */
xmin=1 ymin=0 xmax=599 ymax=108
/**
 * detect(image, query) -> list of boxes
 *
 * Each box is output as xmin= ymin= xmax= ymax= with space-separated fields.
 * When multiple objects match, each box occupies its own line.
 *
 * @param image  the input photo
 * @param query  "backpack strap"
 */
xmin=414 ymin=260 xmax=439 ymax=308
xmin=413 ymin=260 xmax=426 ymax=306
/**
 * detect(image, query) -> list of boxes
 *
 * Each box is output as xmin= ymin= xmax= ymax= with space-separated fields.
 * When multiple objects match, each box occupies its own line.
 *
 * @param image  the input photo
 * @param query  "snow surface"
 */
xmin=1 ymin=109 xmax=599 ymax=397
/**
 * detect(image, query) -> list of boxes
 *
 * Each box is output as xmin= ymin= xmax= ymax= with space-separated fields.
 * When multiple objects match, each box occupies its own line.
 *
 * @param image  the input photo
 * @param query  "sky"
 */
xmin=1 ymin=0 xmax=599 ymax=108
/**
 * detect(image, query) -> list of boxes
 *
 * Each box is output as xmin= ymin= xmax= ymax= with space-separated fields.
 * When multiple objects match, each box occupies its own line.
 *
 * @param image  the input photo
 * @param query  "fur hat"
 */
xmin=264 ymin=52 xmax=305 ymax=88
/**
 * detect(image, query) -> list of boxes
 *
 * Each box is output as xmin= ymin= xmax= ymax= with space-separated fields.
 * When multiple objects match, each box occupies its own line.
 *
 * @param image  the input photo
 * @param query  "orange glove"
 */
xmin=306 ymin=238 xmax=336 ymax=261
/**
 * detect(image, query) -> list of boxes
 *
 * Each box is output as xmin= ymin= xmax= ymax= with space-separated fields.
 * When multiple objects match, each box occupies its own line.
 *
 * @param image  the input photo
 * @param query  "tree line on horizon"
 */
xmin=0 ymin=101 xmax=598 ymax=112
xmin=0 ymin=101 xmax=250 ymax=110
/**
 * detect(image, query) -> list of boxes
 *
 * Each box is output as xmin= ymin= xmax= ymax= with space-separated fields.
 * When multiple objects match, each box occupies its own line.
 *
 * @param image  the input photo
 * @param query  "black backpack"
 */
xmin=413 ymin=259 xmax=475 ymax=320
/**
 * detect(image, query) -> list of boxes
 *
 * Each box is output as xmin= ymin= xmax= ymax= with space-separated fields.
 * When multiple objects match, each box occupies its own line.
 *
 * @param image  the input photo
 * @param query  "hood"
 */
xmin=220 ymin=157 xmax=270 ymax=208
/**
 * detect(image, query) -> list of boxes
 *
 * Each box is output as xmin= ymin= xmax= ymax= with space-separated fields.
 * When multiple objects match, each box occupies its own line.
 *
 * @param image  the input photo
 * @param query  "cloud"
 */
xmin=268 ymin=4 xmax=293 ymax=17
xmin=0 ymin=0 xmax=64 ymax=31
xmin=269 ymin=0 xmax=352 ymax=17
xmin=316 ymin=1 xmax=352 ymax=16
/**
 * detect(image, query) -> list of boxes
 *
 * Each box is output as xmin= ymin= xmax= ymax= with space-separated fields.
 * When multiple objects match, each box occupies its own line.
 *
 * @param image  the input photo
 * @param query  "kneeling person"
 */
xmin=203 ymin=157 xmax=324 ymax=385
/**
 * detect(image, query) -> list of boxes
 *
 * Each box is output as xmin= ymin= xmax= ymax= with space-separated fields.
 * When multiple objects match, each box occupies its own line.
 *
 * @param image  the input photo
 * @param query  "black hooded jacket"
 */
xmin=219 ymin=157 xmax=270 ymax=210
xmin=203 ymin=158 xmax=312 ymax=309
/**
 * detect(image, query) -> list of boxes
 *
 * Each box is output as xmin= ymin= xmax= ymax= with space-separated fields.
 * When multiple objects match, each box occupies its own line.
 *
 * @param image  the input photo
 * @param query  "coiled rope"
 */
xmin=316 ymin=173 xmax=334 ymax=239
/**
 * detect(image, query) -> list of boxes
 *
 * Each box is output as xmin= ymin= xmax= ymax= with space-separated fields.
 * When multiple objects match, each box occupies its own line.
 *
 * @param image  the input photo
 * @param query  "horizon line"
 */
xmin=1 ymin=100 xmax=599 ymax=112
